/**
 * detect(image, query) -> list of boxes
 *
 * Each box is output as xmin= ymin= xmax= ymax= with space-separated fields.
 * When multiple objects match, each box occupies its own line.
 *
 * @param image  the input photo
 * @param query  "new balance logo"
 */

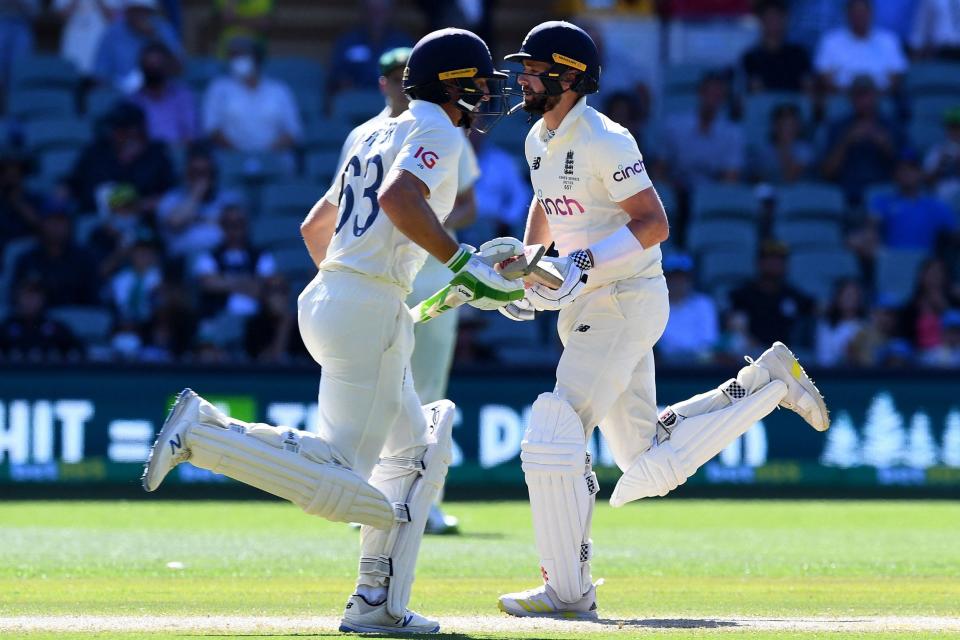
xmin=531 ymin=156 xmax=541 ymax=170
xmin=575 ymin=324 xmax=590 ymax=333
xmin=168 ymin=434 xmax=182 ymax=455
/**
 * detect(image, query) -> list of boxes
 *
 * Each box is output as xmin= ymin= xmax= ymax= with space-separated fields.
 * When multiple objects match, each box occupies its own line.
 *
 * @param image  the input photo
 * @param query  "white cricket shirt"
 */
xmin=321 ymin=99 xmax=463 ymax=293
xmin=526 ymin=96 xmax=662 ymax=290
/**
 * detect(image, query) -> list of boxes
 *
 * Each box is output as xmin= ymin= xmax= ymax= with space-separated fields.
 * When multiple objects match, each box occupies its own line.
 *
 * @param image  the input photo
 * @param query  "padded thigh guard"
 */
xmin=610 ymin=378 xmax=786 ymax=506
xmin=521 ymin=392 xmax=598 ymax=604
xmin=187 ymin=422 xmax=394 ymax=529
xmin=357 ymin=400 xmax=456 ymax=619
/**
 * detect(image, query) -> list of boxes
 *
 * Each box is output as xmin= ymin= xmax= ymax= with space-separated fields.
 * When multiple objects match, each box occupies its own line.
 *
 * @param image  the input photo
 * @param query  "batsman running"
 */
xmin=141 ymin=28 xmax=522 ymax=634
xmin=494 ymin=22 xmax=831 ymax=619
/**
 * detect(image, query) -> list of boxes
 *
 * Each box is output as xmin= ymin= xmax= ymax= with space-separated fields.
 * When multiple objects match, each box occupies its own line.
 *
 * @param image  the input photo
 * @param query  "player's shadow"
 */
xmin=598 ymin=617 xmax=739 ymax=629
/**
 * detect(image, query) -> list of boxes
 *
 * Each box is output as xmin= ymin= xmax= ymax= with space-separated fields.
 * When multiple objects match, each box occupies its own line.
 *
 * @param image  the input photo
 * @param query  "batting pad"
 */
xmin=610 ymin=379 xmax=786 ymax=505
xmin=358 ymin=400 xmax=455 ymax=619
xmin=520 ymin=393 xmax=598 ymax=604
xmin=187 ymin=422 xmax=394 ymax=529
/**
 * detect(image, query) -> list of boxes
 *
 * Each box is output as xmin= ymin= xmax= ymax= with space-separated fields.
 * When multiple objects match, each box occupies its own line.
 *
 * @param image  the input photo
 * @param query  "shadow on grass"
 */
xmin=597 ymin=617 xmax=739 ymax=629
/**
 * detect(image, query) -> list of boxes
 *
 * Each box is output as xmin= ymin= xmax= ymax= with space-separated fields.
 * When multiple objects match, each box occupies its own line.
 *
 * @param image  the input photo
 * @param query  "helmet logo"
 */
xmin=551 ymin=53 xmax=586 ymax=71
xmin=438 ymin=67 xmax=478 ymax=80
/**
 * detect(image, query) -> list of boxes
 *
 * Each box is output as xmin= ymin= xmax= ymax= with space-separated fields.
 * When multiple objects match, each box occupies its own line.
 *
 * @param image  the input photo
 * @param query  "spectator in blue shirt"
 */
xmin=93 ymin=0 xmax=182 ymax=93
xmin=868 ymin=151 xmax=958 ymax=252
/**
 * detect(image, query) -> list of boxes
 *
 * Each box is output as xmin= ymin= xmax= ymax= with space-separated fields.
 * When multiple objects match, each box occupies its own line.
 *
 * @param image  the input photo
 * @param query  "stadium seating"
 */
xmin=10 ymin=55 xmax=79 ymax=92
xmin=690 ymin=183 xmax=759 ymax=221
xmin=217 ymin=151 xmax=295 ymax=186
xmin=742 ymin=91 xmax=809 ymax=149
xmin=905 ymin=61 xmax=960 ymax=97
xmin=48 ymin=306 xmax=113 ymax=344
xmin=271 ymin=245 xmax=318 ymax=283
xmin=776 ymin=183 xmax=846 ymax=221
xmin=37 ymin=148 xmax=80 ymax=187
xmin=8 ymin=89 xmax=74 ymax=121
xmin=787 ymin=249 xmax=859 ymax=301
xmin=0 ymin=237 xmax=37 ymax=303
xmin=23 ymin=118 xmax=91 ymax=154
xmin=305 ymin=149 xmax=342 ymax=184
xmin=875 ymin=248 xmax=929 ymax=305
xmin=303 ymin=119 xmax=353 ymax=152
xmin=698 ymin=247 xmax=756 ymax=296
xmin=261 ymin=181 xmax=322 ymax=218
xmin=774 ymin=219 xmax=844 ymax=251
xmin=686 ymin=218 xmax=758 ymax=255
xmin=84 ymin=88 xmax=124 ymax=119
xmin=330 ymin=89 xmax=385 ymax=126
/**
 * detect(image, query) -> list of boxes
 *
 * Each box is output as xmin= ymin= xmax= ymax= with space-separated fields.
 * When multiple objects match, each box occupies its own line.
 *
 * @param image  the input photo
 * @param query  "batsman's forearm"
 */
xmin=524 ymin=199 xmax=552 ymax=247
xmin=301 ymin=199 xmax=337 ymax=267
xmin=444 ymin=187 xmax=476 ymax=231
xmin=379 ymin=181 xmax=460 ymax=263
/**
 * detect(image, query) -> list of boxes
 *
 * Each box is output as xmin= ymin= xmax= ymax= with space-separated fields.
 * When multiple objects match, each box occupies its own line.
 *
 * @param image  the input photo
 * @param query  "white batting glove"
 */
xmin=444 ymin=243 xmax=524 ymax=312
xmin=527 ymin=249 xmax=592 ymax=311
xmin=498 ymin=292 xmax=536 ymax=321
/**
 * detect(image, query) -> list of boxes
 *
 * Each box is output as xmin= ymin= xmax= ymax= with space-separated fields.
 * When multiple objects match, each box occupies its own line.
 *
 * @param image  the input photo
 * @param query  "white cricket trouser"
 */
xmin=298 ymin=269 xmax=428 ymax=480
xmin=555 ymin=275 xmax=670 ymax=470
xmin=406 ymin=256 xmax=458 ymax=404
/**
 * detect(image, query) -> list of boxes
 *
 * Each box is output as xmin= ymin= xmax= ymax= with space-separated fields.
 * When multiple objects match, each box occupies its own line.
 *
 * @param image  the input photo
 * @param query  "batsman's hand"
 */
xmin=527 ymin=250 xmax=592 ymax=311
xmin=498 ymin=293 xmax=536 ymax=321
xmin=445 ymin=243 xmax=524 ymax=311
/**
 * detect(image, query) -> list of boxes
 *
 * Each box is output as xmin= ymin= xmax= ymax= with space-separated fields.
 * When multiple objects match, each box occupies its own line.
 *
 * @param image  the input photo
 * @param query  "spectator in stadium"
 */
xmin=848 ymin=293 xmax=899 ymax=367
xmin=144 ymin=277 xmax=196 ymax=360
xmin=459 ymin=131 xmax=528 ymax=248
xmin=655 ymin=71 xmax=745 ymax=189
xmin=922 ymin=308 xmax=960 ymax=367
xmin=815 ymin=278 xmax=867 ymax=367
xmin=656 ymin=253 xmax=718 ymax=364
xmin=729 ymin=240 xmax=816 ymax=353
xmin=0 ymin=0 xmax=39 ymax=103
xmin=603 ymin=90 xmax=650 ymax=149
xmin=130 ymin=40 xmax=198 ymax=146
xmin=576 ymin=20 xmax=654 ymax=109
xmin=741 ymin=0 xmax=813 ymax=93
xmin=911 ymin=0 xmax=960 ymax=59
xmin=898 ymin=258 xmax=959 ymax=353
xmin=325 ymin=0 xmax=411 ymax=107
xmin=155 ymin=143 xmax=234 ymax=257
xmin=87 ymin=182 xmax=146 ymax=279
xmin=11 ymin=204 xmax=99 ymax=307
xmin=213 ymin=0 xmax=274 ymax=54
xmin=109 ymin=227 xmax=162 ymax=325
xmin=68 ymin=101 xmax=176 ymax=213
xmin=750 ymin=102 xmax=814 ymax=184
xmin=416 ymin=0 xmax=493 ymax=50
xmin=93 ymin=0 xmax=182 ymax=94
xmin=0 ymin=147 xmax=41 ymax=251
xmin=244 ymin=274 xmax=306 ymax=363
xmin=0 ymin=276 xmax=81 ymax=360
xmin=864 ymin=151 xmax=957 ymax=254
xmin=814 ymin=0 xmax=907 ymax=93
xmin=924 ymin=106 xmax=960 ymax=204
xmin=820 ymin=75 xmax=901 ymax=206
xmin=194 ymin=203 xmax=275 ymax=318
xmin=54 ymin=0 xmax=122 ymax=76
xmin=664 ymin=0 xmax=751 ymax=16
xmin=202 ymin=35 xmax=302 ymax=153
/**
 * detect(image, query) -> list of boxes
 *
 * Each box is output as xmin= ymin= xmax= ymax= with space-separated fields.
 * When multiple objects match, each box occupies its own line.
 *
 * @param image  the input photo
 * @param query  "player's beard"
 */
xmin=522 ymin=92 xmax=560 ymax=116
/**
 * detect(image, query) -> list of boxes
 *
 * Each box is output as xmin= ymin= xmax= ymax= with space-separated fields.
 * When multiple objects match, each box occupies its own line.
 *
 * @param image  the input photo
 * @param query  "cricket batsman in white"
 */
xmin=141 ymin=28 xmax=522 ymax=634
xmin=335 ymin=46 xmax=481 ymax=534
xmin=494 ymin=21 xmax=831 ymax=619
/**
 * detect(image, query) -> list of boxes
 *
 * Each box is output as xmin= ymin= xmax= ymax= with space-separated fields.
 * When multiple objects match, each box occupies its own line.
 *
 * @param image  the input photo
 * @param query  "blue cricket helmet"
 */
xmin=505 ymin=21 xmax=601 ymax=95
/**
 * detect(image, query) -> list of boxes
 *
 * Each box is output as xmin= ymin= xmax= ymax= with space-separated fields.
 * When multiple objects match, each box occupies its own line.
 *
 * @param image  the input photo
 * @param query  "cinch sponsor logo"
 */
xmin=538 ymin=194 xmax=585 ymax=216
xmin=414 ymin=146 xmax=438 ymax=168
xmin=613 ymin=159 xmax=646 ymax=182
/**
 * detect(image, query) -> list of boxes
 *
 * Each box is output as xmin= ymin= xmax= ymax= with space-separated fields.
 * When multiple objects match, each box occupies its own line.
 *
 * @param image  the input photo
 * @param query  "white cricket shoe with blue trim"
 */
xmin=339 ymin=594 xmax=439 ymax=634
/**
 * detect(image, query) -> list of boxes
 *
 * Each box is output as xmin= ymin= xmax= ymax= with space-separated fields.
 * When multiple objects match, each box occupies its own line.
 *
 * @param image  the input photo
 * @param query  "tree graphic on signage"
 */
xmin=861 ymin=392 xmax=906 ymax=468
xmin=904 ymin=411 xmax=938 ymax=469
xmin=820 ymin=410 xmax=860 ymax=468
xmin=943 ymin=409 xmax=960 ymax=468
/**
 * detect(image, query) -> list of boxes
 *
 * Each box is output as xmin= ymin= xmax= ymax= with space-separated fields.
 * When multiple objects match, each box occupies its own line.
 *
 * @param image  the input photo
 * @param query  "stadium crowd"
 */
xmin=0 ymin=0 xmax=958 ymax=369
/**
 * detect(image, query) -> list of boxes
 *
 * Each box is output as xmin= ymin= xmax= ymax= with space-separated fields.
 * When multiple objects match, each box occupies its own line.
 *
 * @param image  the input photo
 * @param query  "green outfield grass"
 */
xmin=1 ymin=499 xmax=959 ymax=639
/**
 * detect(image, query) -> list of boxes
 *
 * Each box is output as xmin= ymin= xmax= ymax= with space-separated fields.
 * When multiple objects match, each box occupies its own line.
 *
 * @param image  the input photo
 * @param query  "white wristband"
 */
xmin=588 ymin=226 xmax=643 ymax=270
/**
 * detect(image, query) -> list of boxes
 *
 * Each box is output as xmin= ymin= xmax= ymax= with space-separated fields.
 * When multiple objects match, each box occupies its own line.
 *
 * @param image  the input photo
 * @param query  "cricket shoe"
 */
xmin=142 ymin=388 xmax=229 ymax=491
xmin=498 ymin=582 xmax=599 ymax=620
xmin=338 ymin=593 xmax=439 ymax=634
xmin=424 ymin=504 xmax=460 ymax=535
xmin=752 ymin=341 xmax=830 ymax=431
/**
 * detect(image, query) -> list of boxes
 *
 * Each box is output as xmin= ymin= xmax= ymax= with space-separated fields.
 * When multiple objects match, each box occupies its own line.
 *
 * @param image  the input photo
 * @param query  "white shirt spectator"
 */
xmin=814 ymin=26 xmax=908 ymax=90
xmin=910 ymin=0 xmax=960 ymax=52
xmin=658 ymin=292 xmax=719 ymax=361
xmin=202 ymin=75 xmax=303 ymax=153
xmin=54 ymin=0 xmax=122 ymax=74
xmin=111 ymin=264 xmax=162 ymax=322
xmin=815 ymin=318 xmax=863 ymax=367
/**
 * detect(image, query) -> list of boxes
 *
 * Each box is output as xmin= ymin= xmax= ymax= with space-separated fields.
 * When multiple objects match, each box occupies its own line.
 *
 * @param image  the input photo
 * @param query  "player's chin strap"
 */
xmin=357 ymin=400 xmax=456 ymax=620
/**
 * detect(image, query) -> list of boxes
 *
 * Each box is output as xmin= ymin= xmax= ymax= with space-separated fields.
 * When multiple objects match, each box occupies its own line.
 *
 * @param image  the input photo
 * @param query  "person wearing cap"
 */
xmin=866 ymin=149 xmax=957 ymax=253
xmin=821 ymin=73 xmax=903 ymax=206
xmin=92 ymin=0 xmax=182 ymax=93
xmin=202 ymin=35 xmax=302 ymax=153
xmin=333 ymin=45 xmax=480 ymax=536
xmin=814 ymin=0 xmax=907 ymax=93
xmin=656 ymin=253 xmax=719 ymax=363
xmin=923 ymin=106 xmax=960 ymax=204
xmin=496 ymin=21 xmax=829 ymax=620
